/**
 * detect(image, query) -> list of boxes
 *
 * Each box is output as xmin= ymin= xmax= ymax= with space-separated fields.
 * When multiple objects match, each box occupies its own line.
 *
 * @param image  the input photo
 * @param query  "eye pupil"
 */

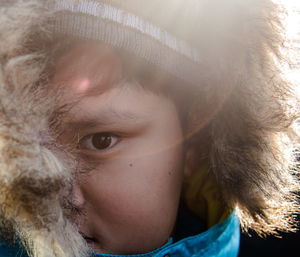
xmin=92 ymin=133 xmax=112 ymax=150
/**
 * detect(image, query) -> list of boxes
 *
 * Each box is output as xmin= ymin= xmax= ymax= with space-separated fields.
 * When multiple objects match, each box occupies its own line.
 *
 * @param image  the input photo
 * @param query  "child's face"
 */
xmin=53 ymin=43 xmax=186 ymax=254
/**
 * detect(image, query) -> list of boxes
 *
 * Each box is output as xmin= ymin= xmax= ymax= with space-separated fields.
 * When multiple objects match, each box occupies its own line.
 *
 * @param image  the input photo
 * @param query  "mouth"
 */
xmin=80 ymin=232 xmax=97 ymax=247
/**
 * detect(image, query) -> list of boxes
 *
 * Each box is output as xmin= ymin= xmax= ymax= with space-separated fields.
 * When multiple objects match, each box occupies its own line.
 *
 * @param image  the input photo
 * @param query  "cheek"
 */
xmin=82 ymin=147 xmax=184 ymax=241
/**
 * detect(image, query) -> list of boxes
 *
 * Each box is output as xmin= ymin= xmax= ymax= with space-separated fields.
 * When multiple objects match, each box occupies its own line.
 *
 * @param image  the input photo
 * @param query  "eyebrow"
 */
xmin=65 ymin=107 xmax=144 ymax=131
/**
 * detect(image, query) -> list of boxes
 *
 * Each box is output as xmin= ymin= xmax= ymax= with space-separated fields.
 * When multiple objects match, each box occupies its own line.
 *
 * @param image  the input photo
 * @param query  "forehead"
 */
xmin=52 ymin=42 xmax=180 ymax=125
xmin=53 ymin=42 xmax=124 ymax=97
xmin=52 ymin=41 xmax=184 ymax=99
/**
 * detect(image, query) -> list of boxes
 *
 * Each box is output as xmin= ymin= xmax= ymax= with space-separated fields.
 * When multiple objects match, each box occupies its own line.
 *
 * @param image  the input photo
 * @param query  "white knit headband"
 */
xmin=52 ymin=0 xmax=203 ymax=85
xmin=53 ymin=0 xmax=201 ymax=63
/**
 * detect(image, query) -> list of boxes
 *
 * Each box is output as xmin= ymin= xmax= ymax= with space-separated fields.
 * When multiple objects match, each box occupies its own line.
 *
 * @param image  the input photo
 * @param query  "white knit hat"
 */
xmin=50 ymin=0 xmax=222 ymax=86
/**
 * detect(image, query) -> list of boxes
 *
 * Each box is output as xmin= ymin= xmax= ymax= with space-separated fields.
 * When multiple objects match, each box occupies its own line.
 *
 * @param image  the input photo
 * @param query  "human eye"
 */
xmin=79 ymin=132 xmax=118 ymax=151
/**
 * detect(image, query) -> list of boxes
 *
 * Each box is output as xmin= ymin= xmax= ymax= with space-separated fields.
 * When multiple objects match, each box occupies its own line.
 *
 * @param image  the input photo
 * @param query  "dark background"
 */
xmin=239 ymin=229 xmax=300 ymax=257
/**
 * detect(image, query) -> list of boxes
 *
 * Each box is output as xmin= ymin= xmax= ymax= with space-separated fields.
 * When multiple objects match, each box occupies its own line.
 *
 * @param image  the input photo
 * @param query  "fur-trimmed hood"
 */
xmin=0 ymin=1 xmax=299 ymax=257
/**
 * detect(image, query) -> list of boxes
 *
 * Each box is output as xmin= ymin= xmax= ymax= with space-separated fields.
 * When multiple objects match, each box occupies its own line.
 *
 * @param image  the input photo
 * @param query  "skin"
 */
xmin=53 ymin=42 xmax=188 ymax=254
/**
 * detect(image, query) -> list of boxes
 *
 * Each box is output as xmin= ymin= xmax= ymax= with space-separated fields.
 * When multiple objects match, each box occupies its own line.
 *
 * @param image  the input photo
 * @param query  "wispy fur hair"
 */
xmin=0 ymin=0 xmax=299 ymax=257
xmin=0 ymin=1 xmax=88 ymax=257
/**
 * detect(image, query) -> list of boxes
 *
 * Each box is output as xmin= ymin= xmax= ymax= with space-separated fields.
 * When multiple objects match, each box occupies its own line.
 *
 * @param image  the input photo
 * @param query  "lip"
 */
xmin=85 ymin=237 xmax=96 ymax=247
xmin=80 ymin=232 xmax=97 ymax=247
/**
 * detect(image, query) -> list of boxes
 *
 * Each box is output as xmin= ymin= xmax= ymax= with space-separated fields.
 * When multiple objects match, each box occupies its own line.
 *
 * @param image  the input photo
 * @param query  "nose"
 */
xmin=71 ymin=179 xmax=85 ymax=209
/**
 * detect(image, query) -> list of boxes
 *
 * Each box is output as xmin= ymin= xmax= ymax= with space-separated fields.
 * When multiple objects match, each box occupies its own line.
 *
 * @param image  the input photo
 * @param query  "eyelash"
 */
xmin=79 ymin=132 xmax=119 ymax=151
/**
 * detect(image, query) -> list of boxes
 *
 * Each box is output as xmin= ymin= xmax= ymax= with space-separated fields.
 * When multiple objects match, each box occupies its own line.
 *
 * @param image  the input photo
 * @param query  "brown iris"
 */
xmin=91 ymin=133 xmax=113 ymax=150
